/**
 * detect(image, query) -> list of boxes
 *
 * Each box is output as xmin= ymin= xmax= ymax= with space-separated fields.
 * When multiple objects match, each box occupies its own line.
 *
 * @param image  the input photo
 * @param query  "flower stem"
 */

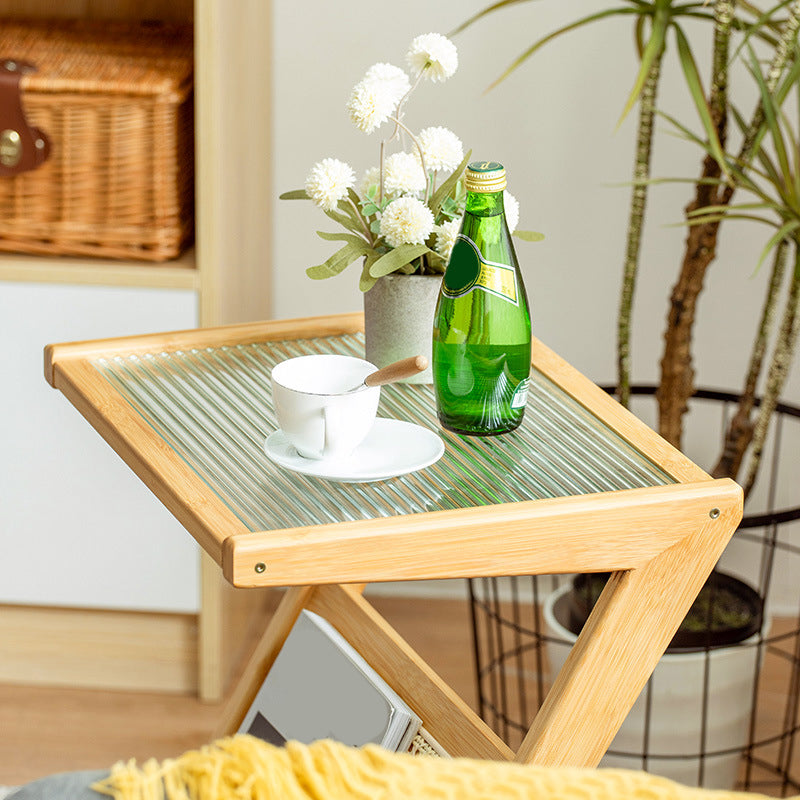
xmin=389 ymin=116 xmax=430 ymax=202
xmin=379 ymin=140 xmax=386 ymax=205
xmin=347 ymin=196 xmax=374 ymax=245
xmin=393 ymin=69 xmax=425 ymax=137
xmin=380 ymin=69 xmax=427 ymax=205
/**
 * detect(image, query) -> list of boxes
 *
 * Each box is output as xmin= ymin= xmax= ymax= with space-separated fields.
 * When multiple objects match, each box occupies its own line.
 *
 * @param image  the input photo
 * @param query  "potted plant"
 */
xmin=279 ymin=32 xmax=540 ymax=382
xmin=545 ymin=573 xmax=765 ymax=788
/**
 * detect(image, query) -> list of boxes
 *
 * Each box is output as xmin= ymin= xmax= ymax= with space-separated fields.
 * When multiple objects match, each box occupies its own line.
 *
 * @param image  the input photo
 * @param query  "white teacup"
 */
xmin=271 ymin=354 xmax=381 ymax=460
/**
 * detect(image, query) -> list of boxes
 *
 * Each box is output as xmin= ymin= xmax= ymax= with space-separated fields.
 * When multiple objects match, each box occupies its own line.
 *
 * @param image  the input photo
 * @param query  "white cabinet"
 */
xmin=1 ymin=281 xmax=200 ymax=612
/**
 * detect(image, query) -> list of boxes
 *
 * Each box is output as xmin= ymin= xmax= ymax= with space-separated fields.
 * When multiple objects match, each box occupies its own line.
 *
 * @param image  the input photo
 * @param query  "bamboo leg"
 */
xmin=514 ymin=495 xmax=742 ymax=767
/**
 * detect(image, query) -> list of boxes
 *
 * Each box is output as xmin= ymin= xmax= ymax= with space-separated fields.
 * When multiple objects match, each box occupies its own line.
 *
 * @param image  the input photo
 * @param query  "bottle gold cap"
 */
xmin=465 ymin=160 xmax=506 ymax=193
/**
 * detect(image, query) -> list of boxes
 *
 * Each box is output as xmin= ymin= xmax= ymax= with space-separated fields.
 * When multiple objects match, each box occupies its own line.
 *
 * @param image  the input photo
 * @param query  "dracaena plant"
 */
xmin=280 ymin=32 xmax=541 ymax=294
xmin=456 ymin=0 xmax=800 ymax=494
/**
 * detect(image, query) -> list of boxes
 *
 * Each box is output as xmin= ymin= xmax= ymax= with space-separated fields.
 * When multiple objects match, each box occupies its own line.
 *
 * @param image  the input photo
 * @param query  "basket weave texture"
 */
xmin=0 ymin=18 xmax=194 ymax=262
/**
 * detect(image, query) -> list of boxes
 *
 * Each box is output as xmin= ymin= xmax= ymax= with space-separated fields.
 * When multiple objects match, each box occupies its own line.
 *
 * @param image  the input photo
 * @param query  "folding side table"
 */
xmin=44 ymin=312 xmax=743 ymax=766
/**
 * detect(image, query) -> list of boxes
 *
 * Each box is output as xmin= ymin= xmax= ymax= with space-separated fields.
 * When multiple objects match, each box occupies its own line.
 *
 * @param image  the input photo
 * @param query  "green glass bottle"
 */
xmin=432 ymin=161 xmax=532 ymax=435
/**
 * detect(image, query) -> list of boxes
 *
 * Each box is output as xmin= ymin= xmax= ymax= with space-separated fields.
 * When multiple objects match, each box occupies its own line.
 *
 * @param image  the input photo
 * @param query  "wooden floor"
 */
xmin=0 ymin=595 xmax=476 ymax=787
xmin=1 ymin=595 xmax=798 ymax=797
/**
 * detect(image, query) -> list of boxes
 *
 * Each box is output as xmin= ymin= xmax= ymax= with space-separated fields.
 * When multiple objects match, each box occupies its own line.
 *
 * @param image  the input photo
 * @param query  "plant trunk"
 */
xmin=657 ymin=2 xmax=800 ymax=451
xmin=617 ymin=51 xmax=664 ymax=408
xmin=742 ymin=239 xmax=800 ymax=497
xmin=656 ymin=0 xmax=734 ymax=446
xmin=712 ymin=239 xmax=789 ymax=479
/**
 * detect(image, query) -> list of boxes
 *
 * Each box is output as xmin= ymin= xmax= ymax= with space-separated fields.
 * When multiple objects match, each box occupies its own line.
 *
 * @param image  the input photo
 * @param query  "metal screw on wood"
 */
xmin=709 ymin=508 xmax=721 ymax=519
xmin=254 ymin=562 xmax=266 ymax=573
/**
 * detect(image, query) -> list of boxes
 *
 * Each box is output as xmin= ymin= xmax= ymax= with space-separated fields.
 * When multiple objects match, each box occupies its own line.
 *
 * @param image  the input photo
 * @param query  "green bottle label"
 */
xmin=443 ymin=235 xmax=518 ymax=305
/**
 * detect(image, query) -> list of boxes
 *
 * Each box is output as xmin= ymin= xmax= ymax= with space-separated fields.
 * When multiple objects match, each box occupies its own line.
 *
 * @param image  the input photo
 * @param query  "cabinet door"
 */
xmin=0 ymin=281 xmax=200 ymax=613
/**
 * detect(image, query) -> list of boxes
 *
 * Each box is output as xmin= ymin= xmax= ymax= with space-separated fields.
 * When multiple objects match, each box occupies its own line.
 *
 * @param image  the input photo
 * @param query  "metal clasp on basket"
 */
xmin=0 ymin=58 xmax=50 ymax=176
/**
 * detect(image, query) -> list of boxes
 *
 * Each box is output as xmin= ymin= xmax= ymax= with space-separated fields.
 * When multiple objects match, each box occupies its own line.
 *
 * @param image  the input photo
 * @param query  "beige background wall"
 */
xmin=270 ymin=2 xmax=800 ymax=605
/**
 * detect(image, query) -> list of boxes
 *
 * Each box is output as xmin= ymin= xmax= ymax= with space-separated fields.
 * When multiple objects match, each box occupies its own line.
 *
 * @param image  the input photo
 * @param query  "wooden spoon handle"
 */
xmin=364 ymin=355 xmax=429 ymax=387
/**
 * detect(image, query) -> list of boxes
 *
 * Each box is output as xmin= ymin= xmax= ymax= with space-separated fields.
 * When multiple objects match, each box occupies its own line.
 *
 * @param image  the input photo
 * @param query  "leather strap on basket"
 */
xmin=0 ymin=58 xmax=51 ymax=177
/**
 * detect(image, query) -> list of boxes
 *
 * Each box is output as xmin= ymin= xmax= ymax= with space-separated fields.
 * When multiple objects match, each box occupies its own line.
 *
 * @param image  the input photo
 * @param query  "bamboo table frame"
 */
xmin=45 ymin=312 xmax=743 ymax=767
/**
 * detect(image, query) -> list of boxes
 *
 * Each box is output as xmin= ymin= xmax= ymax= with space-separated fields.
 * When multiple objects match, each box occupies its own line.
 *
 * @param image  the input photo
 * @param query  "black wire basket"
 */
xmin=468 ymin=387 xmax=800 ymax=795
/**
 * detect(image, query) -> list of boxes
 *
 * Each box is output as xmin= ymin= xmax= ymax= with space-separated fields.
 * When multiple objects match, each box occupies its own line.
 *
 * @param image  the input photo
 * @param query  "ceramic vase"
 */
xmin=362 ymin=273 xmax=442 ymax=384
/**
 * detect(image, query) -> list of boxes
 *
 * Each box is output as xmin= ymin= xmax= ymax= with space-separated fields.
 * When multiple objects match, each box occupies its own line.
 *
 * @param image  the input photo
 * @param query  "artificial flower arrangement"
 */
xmin=281 ymin=33 xmax=535 ymax=293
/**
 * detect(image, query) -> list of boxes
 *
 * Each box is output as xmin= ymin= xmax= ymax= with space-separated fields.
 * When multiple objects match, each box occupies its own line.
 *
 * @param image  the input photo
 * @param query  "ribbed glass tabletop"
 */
xmin=93 ymin=332 xmax=674 ymax=532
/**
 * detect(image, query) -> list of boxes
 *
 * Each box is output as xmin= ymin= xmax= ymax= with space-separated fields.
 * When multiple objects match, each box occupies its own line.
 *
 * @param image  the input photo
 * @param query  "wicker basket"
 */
xmin=0 ymin=18 xmax=194 ymax=262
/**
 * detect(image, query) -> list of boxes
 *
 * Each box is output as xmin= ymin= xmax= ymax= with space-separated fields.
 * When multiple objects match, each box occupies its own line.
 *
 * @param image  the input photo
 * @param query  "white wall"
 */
xmin=271 ymin=2 xmax=800 ymax=603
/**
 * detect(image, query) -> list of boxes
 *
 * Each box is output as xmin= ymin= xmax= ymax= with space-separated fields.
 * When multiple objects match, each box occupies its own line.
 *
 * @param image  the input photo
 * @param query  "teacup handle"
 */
xmin=322 ymin=402 xmax=345 ymax=457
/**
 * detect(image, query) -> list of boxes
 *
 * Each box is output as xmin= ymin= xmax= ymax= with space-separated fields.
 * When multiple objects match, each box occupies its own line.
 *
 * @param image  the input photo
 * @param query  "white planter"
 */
xmin=544 ymin=583 xmax=766 ymax=789
xmin=363 ymin=273 xmax=442 ymax=384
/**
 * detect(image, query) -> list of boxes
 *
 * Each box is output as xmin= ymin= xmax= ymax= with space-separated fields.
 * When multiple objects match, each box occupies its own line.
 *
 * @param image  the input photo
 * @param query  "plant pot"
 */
xmin=544 ymin=575 xmax=768 ymax=789
xmin=362 ymin=273 xmax=442 ymax=384
xmin=569 ymin=571 xmax=763 ymax=651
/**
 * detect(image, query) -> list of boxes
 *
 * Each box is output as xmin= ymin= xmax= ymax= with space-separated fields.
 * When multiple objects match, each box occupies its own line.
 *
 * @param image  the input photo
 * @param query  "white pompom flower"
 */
xmin=364 ymin=62 xmax=411 ymax=100
xmin=433 ymin=218 xmax=461 ymax=260
xmin=383 ymin=151 xmax=427 ymax=195
xmin=346 ymin=77 xmax=399 ymax=135
xmin=504 ymin=190 xmax=520 ymax=234
xmin=304 ymin=158 xmax=355 ymax=212
xmin=406 ymin=33 xmax=458 ymax=82
xmin=360 ymin=166 xmax=382 ymax=198
xmin=417 ymin=126 xmax=463 ymax=172
xmin=380 ymin=196 xmax=435 ymax=247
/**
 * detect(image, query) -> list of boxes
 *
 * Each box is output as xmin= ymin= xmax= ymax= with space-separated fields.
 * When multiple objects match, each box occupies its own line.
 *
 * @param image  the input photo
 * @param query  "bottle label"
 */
xmin=442 ymin=234 xmax=519 ymax=305
xmin=511 ymin=378 xmax=529 ymax=409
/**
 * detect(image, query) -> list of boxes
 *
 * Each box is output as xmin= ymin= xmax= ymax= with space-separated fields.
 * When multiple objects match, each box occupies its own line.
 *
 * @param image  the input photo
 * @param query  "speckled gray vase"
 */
xmin=363 ymin=273 xmax=442 ymax=384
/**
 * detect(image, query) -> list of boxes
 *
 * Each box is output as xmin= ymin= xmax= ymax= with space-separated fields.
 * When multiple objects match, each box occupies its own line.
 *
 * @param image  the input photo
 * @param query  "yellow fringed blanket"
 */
xmin=90 ymin=734 xmax=796 ymax=800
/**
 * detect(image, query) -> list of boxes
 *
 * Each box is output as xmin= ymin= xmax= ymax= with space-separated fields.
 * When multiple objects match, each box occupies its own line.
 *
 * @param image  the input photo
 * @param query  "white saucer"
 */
xmin=264 ymin=418 xmax=444 ymax=482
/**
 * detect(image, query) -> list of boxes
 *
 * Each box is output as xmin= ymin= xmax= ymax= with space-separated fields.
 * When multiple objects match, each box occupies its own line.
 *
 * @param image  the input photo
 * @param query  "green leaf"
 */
xmin=684 ymin=212 xmax=778 ymax=228
xmin=746 ymin=43 xmax=791 ymax=190
xmin=729 ymin=0 xmax=786 ymax=61
xmin=774 ymin=48 xmax=800 ymax=108
xmin=336 ymin=190 xmax=368 ymax=230
xmin=361 ymin=202 xmax=380 ymax=217
xmin=755 ymin=219 xmax=800 ymax=270
xmin=324 ymin=208 xmax=365 ymax=236
xmin=279 ymin=189 xmax=310 ymax=200
xmin=316 ymin=230 xmax=370 ymax=247
xmin=429 ymin=150 xmax=472 ymax=216
xmin=616 ymin=9 xmax=667 ymax=127
xmin=673 ymin=24 xmax=731 ymax=183
xmin=513 ymin=230 xmax=545 ymax=242
xmin=658 ymin=109 xmax=707 ymax=148
xmin=686 ymin=202 xmax=774 ymax=218
xmin=369 ymin=244 xmax=431 ymax=278
xmin=449 ymin=0 xmax=532 ymax=36
xmin=634 ymin=15 xmax=646 ymax=59
xmin=359 ymin=252 xmax=381 ymax=292
xmin=306 ymin=241 xmax=370 ymax=280
xmin=484 ymin=7 xmax=641 ymax=92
